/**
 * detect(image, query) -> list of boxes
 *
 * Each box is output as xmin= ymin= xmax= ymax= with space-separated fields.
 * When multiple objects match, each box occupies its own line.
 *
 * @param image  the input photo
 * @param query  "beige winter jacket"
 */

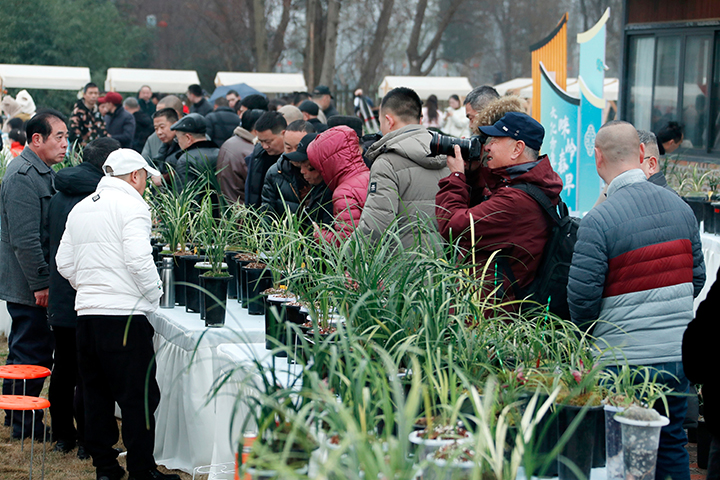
xmin=358 ymin=124 xmax=449 ymax=250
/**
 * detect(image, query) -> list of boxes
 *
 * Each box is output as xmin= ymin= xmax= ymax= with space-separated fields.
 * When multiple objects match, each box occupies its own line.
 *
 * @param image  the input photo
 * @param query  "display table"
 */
xmin=211 ymin=343 xmax=302 ymax=468
xmin=149 ymin=300 xmax=265 ymax=473
xmin=696 ymin=232 xmax=720 ymax=311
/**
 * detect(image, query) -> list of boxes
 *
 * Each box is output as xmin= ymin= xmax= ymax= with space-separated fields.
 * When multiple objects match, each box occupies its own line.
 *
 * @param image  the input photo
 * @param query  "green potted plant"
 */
xmin=409 ymin=348 xmax=472 ymax=460
xmin=679 ymin=164 xmax=713 ymax=227
xmin=150 ymin=177 xmax=203 ymax=306
xmin=601 ymin=365 xmax=671 ymax=480
xmin=193 ymin=194 xmax=234 ymax=327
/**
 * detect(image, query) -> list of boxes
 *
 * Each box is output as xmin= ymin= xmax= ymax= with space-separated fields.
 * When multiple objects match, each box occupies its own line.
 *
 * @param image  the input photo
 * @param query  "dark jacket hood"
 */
xmin=365 ymin=124 xmax=446 ymax=170
xmin=54 ymin=162 xmax=104 ymax=196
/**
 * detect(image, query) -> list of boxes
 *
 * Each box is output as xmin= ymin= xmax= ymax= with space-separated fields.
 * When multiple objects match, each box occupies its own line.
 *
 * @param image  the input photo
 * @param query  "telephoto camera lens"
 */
xmin=429 ymin=132 xmax=485 ymax=161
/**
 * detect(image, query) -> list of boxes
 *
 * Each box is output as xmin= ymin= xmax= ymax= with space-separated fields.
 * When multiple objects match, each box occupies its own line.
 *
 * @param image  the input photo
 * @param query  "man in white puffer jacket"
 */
xmin=57 ymin=149 xmax=178 ymax=480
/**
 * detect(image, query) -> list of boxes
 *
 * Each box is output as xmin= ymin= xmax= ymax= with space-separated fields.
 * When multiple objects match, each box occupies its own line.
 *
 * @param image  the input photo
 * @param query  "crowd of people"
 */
xmin=0 ymin=77 xmax=717 ymax=480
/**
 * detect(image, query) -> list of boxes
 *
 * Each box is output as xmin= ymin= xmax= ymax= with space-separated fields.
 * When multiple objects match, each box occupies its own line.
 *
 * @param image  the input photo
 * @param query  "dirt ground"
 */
xmin=0 ymin=334 xmax=197 ymax=480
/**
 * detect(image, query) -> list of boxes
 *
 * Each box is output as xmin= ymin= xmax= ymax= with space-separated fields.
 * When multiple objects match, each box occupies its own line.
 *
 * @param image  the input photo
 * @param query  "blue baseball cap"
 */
xmin=479 ymin=112 xmax=544 ymax=151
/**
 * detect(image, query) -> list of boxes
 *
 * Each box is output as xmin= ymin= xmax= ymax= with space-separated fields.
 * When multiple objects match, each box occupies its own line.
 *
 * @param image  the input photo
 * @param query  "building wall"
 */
xmin=627 ymin=0 xmax=720 ymax=24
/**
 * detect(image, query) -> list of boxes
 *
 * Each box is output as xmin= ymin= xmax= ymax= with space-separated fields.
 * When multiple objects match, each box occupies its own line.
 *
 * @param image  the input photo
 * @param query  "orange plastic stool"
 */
xmin=0 ymin=365 xmax=52 ymax=449
xmin=0 ymin=395 xmax=50 ymax=479
xmin=0 ymin=365 xmax=52 ymax=380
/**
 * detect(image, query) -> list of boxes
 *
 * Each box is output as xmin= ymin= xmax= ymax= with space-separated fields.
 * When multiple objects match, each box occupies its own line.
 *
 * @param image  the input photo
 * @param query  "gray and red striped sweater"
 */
xmin=568 ymin=168 xmax=705 ymax=365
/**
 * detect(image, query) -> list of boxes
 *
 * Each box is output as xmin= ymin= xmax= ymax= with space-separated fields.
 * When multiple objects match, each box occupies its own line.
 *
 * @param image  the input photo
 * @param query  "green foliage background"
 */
xmin=0 ymin=0 xmax=148 ymax=113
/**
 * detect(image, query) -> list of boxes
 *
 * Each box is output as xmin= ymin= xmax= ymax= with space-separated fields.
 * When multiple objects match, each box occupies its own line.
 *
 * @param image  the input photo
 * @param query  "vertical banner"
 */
xmin=576 ymin=8 xmax=609 ymax=215
xmin=530 ymin=13 xmax=568 ymax=121
xmin=540 ymin=62 xmax=580 ymax=212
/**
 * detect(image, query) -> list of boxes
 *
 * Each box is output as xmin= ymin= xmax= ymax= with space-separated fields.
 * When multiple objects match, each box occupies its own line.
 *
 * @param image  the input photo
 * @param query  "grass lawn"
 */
xmin=0 ymin=334 xmax=196 ymax=479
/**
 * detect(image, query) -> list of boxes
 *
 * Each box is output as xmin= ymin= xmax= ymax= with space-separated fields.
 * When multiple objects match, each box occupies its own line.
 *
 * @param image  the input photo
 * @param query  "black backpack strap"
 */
xmin=510 ymin=184 xmax=562 ymax=225
xmin=497 ymin=184 xmax=564 ymax=300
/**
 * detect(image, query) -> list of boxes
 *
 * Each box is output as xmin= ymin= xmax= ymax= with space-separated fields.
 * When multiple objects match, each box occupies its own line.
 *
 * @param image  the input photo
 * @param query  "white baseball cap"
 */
xmin=102 ymin=148 xmax=161 ymax=177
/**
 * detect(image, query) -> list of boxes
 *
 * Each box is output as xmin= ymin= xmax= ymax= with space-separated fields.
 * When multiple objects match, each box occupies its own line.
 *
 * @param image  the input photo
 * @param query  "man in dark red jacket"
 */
xmin=435 ymin=112 xmax=563 ymax=301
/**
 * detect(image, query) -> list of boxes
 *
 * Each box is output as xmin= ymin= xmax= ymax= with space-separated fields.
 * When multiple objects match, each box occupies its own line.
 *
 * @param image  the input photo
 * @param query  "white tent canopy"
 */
xmin=0 ymin=64 xmax=91 ymax=91
xmin=493 ymin=78 xmax=533 ymax=96
xmin=104 ymin=68 xmax=200 ymax=94
xmin=214 ymin=72 xmax=307 ymax=93
xmin=378 ymin=76 xmax=473 ymax=101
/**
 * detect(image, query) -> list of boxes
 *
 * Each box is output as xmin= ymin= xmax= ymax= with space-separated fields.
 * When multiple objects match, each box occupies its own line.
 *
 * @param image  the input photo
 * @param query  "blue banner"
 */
xmin=540 ymin=63 xmax=580 ymax=212
xmin=576 ymin=8 xmax=609 ymax=215
xmin=577 ymin=81 xmax=605 ymax=215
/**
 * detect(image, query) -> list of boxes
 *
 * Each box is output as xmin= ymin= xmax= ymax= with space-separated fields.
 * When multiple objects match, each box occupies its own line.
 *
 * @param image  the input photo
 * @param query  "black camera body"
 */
xmin=429 ymin=132 xmax=486 ymax=161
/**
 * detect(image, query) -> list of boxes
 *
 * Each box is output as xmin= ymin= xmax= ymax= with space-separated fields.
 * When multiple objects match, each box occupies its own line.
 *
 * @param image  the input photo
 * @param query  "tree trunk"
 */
xmin=305 ymin=0 xmax=317 ymax=88
xmin=253 ymin=0 xmax=270 ymax=71
xmin=319 ymin=0 xmax=342 ymax=86
xmin=406 ymin=0 xmax=465 ymax=76
xmin=405 ymin=0 xmax=428 ymax=75
xmin=268 ymin=0 xmax=292 ymax=70
xmin=357 ymin=0 xmax=395 ymax=93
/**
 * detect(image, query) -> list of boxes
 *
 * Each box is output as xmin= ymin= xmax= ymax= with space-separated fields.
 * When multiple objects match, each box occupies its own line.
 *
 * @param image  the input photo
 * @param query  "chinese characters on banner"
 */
xmin=536 ymin=8 xmax=609 ymax=216
xmin=576 ymin=7 xmax=609 ymax=215
xmin=540 ymin=62 xmax=580 ymax=211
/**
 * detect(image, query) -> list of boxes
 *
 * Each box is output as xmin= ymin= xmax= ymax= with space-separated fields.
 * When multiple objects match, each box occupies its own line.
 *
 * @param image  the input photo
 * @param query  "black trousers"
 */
xmin=76 ymin=315 xmax=160 ymax=474
xmin=48 ymin=325 xmax=85 ymax=443
xmin=2 ymin=302 xmax=54 ymax=436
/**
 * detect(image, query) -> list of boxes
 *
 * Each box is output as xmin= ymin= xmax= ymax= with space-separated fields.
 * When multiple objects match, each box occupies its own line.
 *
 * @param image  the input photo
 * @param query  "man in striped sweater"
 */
xmin=568 ymin=121 xmax=705 ymax=480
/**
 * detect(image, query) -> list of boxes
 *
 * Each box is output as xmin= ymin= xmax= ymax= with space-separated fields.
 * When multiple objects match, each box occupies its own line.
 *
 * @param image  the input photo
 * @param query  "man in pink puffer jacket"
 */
xmin=307 ymin=126 xmax=370 ymax=243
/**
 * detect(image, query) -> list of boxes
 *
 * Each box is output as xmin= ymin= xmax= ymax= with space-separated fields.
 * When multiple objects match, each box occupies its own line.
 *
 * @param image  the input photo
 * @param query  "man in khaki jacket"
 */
xmin=358 ymin=87 xmax=448 ymax=249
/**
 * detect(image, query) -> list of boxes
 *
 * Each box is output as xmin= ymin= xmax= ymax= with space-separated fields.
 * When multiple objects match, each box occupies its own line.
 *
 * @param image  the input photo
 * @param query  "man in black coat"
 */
xmin=48 ymin=138 xmax=121 ymax=458
xmin=683 ymin=268 xmax=720 ymax=478
xmin=123 ymin=97 xmax=154 ymax=153
xmin=170 ymin=113 xmax=219 ymax=193
xmin=298 ymin=100 xmax=328 ymax=133
xmin=187 ymin=84 xmax=212 ymax=116
xmin=205 ymin=97 xmax=240 ymax=147
xmin=245 ymin=112 xmax=286 ymax=208
xmin=312 ymin=85 xmax=340 ymax=118
xmin=99 ymin=92 xmax=136 ymax=149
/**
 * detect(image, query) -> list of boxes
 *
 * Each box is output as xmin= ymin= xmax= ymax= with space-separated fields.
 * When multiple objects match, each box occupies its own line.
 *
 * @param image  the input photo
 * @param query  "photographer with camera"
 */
xmin=357 ymin=87 xmax=449 ymax=250
xmin=435 ymin=112 xmax=562 ymax=302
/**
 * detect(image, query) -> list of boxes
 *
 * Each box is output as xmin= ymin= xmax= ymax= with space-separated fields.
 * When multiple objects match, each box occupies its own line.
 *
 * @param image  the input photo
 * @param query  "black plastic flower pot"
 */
xmin=182 ymin=255 xmax=206 ymax=313
xmin=198 ymin=275 xmax=207 ymax=320
xmin=225 ymin=251 xmax=239 ymax=299
xmin=591 ymin=404 xmax=606 ymax=468
xmin=286 ymin=304 xmax=306 ymax=355
xmin=535 ymin=402 xmax=559 ymax=477
xmin=557 ymin=404 xmax=600 ymax=480
xmin=265 ymin=296 xmax=291 ymax=355
xmin=683 ymin=196 xmax=707 ymax=228
xmin=709 ymin=202 xmax=720 ymax=235
xmin=233 ymin=253 xmax=258 ymax=307
xmin=201 ymin=274 xmax=231 ymax=327
xmin=245 ymin=266 xmax=272 ymax=316
xmin=172 ymin=254 xmax=188 ymax=306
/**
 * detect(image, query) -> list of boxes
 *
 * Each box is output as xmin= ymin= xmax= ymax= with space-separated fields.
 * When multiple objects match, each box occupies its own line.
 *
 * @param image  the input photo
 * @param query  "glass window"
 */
xmin=712 ymin=34 xmax=720 ymax=151
xmin=626 ymin=36 xmax=655 ymax=131
xmin=652 ymin=36 xmax=681 ymax=133
xmin=682 ymin=36 xmax=711 ymax=149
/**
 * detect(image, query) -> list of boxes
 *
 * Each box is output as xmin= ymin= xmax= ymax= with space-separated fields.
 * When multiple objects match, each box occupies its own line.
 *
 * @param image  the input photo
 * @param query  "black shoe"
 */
xmin=54 ymin=438 xmax=76 ymax=453
xmin=97 ymin=464 xmax=126 ymax=480
xmin=128 ymin=468 xmax=180 ymax=480
xmin=77 ymin=444 xmax=90 ymax=460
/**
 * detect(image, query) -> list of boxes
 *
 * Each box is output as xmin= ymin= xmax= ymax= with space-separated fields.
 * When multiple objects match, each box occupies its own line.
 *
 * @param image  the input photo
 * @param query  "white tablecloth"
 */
xmin=211 ymin=343 xmax=302 ymax=468
xmin=149 ymin=300 xmax=265 ymax=473
xmin=696 ymin=232 xmax=720 ymax=311
xmin=141 ymin=233 xmax=720 ymax=473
